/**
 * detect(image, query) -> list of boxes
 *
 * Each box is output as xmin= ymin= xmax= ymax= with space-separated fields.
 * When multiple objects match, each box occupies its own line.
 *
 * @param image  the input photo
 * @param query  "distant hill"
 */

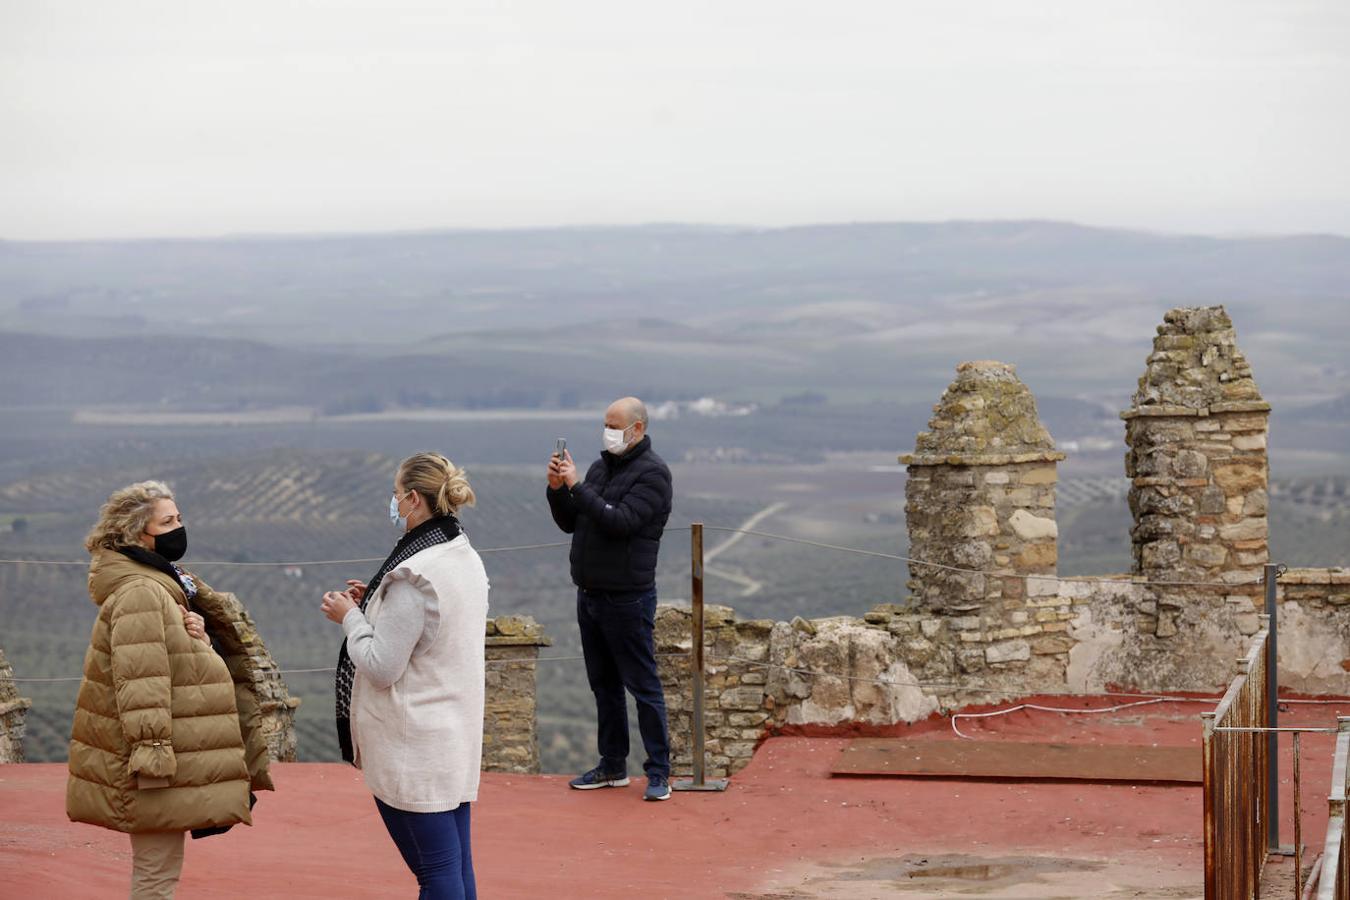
xmin=1 ymin=220 xmax=1347 ymax=413
xmin=4 ymin=221 xmax=1347 ymax=346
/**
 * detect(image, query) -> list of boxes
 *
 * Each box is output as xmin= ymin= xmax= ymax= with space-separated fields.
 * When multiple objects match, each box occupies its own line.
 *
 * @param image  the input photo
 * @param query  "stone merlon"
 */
xmin=900 ymin=360 xmax=1066 ymax=466
xmin=1121 ymin=305 xmax=1269 ymax=419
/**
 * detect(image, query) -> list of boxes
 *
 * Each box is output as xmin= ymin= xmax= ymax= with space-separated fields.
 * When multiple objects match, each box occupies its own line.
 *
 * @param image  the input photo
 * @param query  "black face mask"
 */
xmin=152 ymin=526 xmax=188 ymax=562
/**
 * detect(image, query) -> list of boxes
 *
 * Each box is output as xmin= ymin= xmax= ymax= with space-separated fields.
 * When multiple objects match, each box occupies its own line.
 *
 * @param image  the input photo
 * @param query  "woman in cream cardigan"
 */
xmin=322 ymin=452 xmax=488 ymax=900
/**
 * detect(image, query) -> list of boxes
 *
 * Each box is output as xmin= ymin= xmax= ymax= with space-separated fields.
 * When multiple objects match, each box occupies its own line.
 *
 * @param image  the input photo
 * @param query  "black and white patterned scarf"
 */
xmin=334 ymin=514 xmax=462 ymax=763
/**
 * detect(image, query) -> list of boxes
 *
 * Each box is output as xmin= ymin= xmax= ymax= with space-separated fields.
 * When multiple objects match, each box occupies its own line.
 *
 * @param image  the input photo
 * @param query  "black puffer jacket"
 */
xmin=547 ymin=436 xmax=673 ymax=592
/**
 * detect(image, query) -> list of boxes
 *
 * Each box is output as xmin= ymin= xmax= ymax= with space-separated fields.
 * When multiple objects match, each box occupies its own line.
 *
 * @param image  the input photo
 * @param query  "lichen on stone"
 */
xmin=902 ymin=361 xmax=1064 ymax=465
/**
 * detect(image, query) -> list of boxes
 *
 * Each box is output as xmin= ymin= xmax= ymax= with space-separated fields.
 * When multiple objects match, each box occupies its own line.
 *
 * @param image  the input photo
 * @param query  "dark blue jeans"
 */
xmin=576 ymin=587 xmax=671 ymax=778
xmin=375 ymin=798 xmax=476 ymax=900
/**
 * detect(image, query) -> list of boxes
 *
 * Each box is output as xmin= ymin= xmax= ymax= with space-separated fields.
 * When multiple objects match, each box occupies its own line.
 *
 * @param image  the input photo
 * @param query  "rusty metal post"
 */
xmin=673 ymin=522 xmax=727 ymax=792
xmin=1293 ymin=730 xmax=1302 ymax=899
xmin=1266 ymin=562 xmax=1281 ymax=854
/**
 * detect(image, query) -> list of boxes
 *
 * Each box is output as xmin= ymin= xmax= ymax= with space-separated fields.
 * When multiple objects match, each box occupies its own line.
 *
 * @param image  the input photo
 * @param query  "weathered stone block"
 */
xmin=1172 ymin=450 xmax=1208 ymax=478
xmin=962 ymin=507 xmax=1000 ymax=537
xmin=1020 ymin=465 xmax=1058 ymax=485
xmin=1016 ymin=543 xmax=1057 ymax=570
xmin=1009 ymin=509 xmax=1058 ymax=541
xmin=1141 ymin=540 xmax=1181 ymax=569
xmin=985 ymin=640 xmax=1031 ymax=663
xmin=728 ymin=711 xmax=770 ymax=728
xmin=1218 ymin=518 xmax=1266 ymax=542
xmin=1198 ymin=486 xmax=1227 ymax=515
xmin=1213 ymin=463 xmax=1266 ymax=495
xmin=1186 ymin=544 xmax=1228 ymax=567
xmin=1031 ymin=635 xmax=1074 ymax=655
xmin=720 ymin=686 xmax=767 ymax=710
xmin=493 ymin=615 xmax=530 ymax=636
xmin=957 ymin=649 xmax=987 ymax=672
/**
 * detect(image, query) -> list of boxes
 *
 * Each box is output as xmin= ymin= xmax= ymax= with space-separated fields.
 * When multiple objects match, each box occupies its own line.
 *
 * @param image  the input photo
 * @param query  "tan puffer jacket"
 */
xmin=66 ymin=550 xmax=273 ymax=833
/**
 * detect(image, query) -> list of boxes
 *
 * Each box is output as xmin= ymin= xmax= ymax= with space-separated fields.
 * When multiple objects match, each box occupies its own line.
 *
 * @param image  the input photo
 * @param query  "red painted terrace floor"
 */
xmin=3 ymin=696 xmax=1346 ymax=899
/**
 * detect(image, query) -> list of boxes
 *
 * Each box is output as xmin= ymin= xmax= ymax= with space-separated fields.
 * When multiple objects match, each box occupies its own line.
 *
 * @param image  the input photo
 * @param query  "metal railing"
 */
xmin=1319 ymin=719 xmax=1349 ymax=900
xmin=1201 ymin=620 xmax=1272 ymax=900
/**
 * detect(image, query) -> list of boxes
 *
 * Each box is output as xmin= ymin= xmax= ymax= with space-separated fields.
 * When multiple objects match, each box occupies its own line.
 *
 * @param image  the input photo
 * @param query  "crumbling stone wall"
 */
xmin=0 ymin=647 xmax=33 ymax=763
xmin=656 ymin=605 xmax=938 ymax=778
xmin=1275 ymin=569 xmax=1350 ymax=694
xmin=483 ymin=615 xmax=551 ymax=774
xmin=654 ymin=306 xmax=1350 ymax=778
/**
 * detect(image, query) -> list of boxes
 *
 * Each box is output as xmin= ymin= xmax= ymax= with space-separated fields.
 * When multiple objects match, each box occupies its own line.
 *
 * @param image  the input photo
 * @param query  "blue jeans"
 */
xmin=375 ymin=798 xmax=476 ymax=900
xmin=576 ymin=587 xmax=671 ymax=778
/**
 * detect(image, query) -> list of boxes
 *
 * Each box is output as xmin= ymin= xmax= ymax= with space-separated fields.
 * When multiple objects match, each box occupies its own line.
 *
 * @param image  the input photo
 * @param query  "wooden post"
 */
xmin=673 ymin=523 xmax=727 ymax=792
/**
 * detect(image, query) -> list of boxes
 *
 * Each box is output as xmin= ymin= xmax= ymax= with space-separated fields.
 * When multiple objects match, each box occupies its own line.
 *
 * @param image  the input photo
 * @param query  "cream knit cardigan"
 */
xmin=342 ymin=535 xmax=488 ymax=812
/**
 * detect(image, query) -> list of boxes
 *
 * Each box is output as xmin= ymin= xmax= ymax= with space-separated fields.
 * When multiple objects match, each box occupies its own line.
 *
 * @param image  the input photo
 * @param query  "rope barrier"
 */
xmin=702 ymin=525 xmax=1267 ymax=588
xmin=0 ymin=525 xmax=1321 ymax=696
xmin=7 ymin=652 xmax=694 ymax=683
xmin=0 ymin=523 xmax=1271 ymax=589
xmin=0 ymin=541 xmax=571 ymax=569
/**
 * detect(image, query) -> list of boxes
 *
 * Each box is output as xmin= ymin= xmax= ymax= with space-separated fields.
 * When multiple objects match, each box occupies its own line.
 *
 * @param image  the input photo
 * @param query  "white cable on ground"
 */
xmin=948 ymin=697 xmax=1211 ymax=739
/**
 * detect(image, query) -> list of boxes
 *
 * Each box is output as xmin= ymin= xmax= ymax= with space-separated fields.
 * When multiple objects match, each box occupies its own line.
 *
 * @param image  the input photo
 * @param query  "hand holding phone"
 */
xmin=548 ymin=439 xmax=567 ymax=489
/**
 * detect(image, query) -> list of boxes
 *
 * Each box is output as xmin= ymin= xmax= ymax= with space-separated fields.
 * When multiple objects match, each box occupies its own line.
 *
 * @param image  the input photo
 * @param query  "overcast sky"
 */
xmin=2 ymin=0 xmax=1348 ymax=240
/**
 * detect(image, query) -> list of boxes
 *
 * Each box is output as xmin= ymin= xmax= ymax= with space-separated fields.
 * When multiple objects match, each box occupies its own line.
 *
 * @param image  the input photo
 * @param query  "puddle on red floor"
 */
xmin=732 ymin=853 xmax=1203 ymax=899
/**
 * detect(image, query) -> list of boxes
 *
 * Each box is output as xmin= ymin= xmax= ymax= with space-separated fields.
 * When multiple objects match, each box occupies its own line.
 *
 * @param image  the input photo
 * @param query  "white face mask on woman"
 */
xmin=602 ymin=426 xmax=631 ymax=455
xmin=389 ymin=490 xmax=412 ymax=530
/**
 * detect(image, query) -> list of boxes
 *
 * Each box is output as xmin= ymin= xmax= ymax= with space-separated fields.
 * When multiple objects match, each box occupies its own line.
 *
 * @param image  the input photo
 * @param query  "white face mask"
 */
xmin=389 ymin=490 xmax=411 ymax=530
xmin=602 ymin=426 xmax=631 ymax=455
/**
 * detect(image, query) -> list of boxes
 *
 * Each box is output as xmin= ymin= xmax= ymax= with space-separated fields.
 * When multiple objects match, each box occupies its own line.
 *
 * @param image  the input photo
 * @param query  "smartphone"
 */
xmin=554 ymin=438 xmax=567 ymax=459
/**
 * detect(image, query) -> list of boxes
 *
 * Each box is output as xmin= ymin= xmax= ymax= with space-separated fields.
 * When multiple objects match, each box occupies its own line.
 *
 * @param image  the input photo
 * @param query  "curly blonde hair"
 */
xmin=85 ymin=480 xmax=175 ymax=554
xmin=398 ymin=452 xmax=475 ymax=516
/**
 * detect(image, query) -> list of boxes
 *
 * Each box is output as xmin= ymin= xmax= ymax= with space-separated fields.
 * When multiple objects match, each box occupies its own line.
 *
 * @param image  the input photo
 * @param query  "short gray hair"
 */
xmin=620 ymin=397 xmax=648 ymax=428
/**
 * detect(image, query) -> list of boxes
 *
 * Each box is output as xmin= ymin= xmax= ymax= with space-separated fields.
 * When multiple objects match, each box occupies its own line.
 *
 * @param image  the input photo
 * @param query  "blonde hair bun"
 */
xmin=399 ymin=452 xmax=475 ymax=516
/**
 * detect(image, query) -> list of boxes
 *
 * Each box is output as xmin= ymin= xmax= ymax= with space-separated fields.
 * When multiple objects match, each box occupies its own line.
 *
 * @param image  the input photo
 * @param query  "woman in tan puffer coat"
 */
xmin=67 ymin=480 xmax=273 ymax=899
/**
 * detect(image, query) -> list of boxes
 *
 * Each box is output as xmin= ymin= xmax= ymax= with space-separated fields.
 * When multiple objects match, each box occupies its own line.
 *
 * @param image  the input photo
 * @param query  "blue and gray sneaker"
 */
xmin=643 ymin=774 xmax=671 ymax=801
xmin=569 ymin=765 xmax=629 ymax=790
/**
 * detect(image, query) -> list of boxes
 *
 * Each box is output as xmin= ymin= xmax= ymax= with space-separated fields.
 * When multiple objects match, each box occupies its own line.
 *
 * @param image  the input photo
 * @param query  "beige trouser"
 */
xmin=129 ymin=831 xmax=185 ymax=900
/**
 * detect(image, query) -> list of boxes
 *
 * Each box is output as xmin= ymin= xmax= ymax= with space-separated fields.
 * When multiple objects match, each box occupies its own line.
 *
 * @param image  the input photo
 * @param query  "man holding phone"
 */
xmin=546 ymin=396 xmax=674 ymax=801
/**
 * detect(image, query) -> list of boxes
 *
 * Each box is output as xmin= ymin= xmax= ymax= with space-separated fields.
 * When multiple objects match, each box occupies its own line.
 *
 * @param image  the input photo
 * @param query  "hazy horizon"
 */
xmin=4 ymin=216 xmax=1350 ymax=246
